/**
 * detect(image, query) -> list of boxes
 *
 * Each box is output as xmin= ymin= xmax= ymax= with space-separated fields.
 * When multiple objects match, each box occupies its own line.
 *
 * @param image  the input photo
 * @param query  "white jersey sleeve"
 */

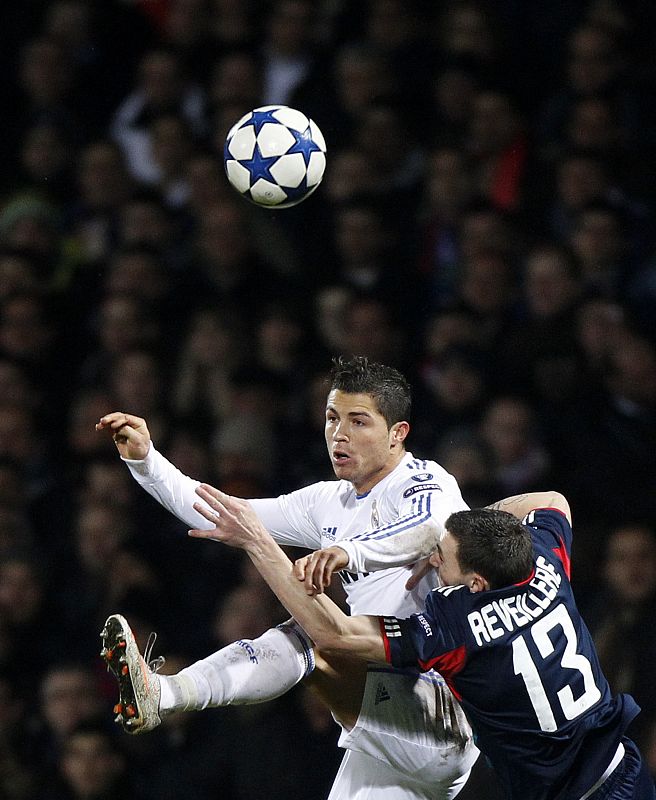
xmin=123 ymin=443 xmax=211 ymax=529
xmin=337 ymin=455 xmax=469 ymax=574
xmin=249 ymin=486 xmax=325 ymax=550
xmin=123 ymin=444 xmax=325 ymax=550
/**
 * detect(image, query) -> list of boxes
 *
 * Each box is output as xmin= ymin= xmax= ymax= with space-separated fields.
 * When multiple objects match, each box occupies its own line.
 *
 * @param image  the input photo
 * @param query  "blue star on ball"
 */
xmin=287 ymin=128 xmax=323 ymax=166
xmin=240 ymin=146 xmax=279 ymax=185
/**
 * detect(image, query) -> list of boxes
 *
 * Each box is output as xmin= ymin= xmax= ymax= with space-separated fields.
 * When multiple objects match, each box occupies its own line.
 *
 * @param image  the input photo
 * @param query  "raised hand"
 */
xmin=189 ymin=483 xmax=269 ymax=551
xmin=293 ymin=547 xmax=349 ymax=596
xmin=95 ymin=412 xmax=152 ymax=460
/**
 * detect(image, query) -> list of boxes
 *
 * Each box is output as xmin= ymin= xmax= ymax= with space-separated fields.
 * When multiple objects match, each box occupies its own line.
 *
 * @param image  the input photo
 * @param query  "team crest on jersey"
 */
xmin=370 ymin=499 xmax=380 ymax=530
xmin=403 ymin=483 xmax=443 ymax=498
xmin=321 ymin=526 xmax=337 ymax=541
xmin=411 ymin=472 xmax=434 ymax=482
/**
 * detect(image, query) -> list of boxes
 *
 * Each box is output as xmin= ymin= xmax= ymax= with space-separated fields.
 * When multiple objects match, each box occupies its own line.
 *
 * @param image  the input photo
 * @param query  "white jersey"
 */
xmin=124 ymin=446 xmax=468 ymax=618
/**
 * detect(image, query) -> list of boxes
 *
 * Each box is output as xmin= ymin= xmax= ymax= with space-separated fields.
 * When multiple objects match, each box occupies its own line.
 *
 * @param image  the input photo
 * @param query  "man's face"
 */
xmin=324 ymin=389 xmax=401 ymax=494
xmin=429 ymin=531 xmax=468 ymax=588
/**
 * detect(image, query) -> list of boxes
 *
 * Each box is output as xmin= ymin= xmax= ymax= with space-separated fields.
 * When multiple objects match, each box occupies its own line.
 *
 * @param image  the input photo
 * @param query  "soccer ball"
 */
xmin=223 ymin=105 xmax=327 ymax=209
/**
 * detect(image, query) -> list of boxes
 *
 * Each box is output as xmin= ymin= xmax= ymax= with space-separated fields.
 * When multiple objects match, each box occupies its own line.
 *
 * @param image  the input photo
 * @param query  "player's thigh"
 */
xmin=339 ymin=666 xmax=479 ymax=788
xmin=304 ymin=649 xmax=368 ymax=730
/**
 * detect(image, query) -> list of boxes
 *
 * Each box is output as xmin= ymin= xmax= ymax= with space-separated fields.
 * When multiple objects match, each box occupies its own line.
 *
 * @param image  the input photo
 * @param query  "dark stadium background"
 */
xmin=0 ymin=1 xmax=654 ymax=797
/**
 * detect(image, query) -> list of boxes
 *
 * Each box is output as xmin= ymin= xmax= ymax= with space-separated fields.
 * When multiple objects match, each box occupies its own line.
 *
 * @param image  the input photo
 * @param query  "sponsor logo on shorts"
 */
xmin=403 ymin=483 xmax=443 ymax=498
xmin=321 ymin=526 xmax=337 ymax=541
xmin=375 ymin=682 xmax=391 ymax=704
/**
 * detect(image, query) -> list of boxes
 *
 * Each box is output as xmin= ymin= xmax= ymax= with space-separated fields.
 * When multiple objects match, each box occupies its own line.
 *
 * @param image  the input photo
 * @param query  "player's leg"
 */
xmin=306 ymin=651 xmax=480 ymax=799
xmin=101 ymin=614 xmax=314 ymax=734
xmin=326 ymin=749 xmax=444 ymax=800
xmin=304 ymin=650 xmax=368 ymax=731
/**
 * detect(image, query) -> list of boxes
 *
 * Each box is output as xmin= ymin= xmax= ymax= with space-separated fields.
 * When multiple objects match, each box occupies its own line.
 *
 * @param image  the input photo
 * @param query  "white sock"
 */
xmin=158 ymin=620 xmax=314 ymax=713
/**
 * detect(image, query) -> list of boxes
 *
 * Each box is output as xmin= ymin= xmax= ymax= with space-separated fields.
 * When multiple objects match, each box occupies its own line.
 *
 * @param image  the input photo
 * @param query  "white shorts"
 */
xmin=328 ymin=665 xmax=479 ymax=800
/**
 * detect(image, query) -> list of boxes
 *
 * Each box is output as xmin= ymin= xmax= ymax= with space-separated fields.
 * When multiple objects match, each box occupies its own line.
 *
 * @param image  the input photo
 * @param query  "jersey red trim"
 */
xmin=418 ymin=644 xmax=467 ymax=701
xmin=514 ymin=567 xmax=535 ymax=586
xmin=379 ymin=617 xmax=392 ymax=663
xmin=552 ymin=535 xmax=571 ymax=579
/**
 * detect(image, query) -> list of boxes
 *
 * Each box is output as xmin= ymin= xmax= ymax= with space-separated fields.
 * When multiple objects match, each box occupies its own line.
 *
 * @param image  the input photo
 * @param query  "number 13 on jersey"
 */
xmin=512 ymin=604 xmax=602 ymax=732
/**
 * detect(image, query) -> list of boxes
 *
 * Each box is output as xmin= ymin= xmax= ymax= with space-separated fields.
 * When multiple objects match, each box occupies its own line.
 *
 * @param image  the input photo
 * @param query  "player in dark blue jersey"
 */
xmin=191 ymin=488 xmax=656 ymax=800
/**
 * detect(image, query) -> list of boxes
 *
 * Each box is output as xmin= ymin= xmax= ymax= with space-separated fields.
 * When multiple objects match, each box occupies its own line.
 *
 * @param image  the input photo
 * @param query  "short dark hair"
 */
xmin=445 ymin=509 xmax=534 ymax=589
xmin=329 ymin=355 xmax=411 ymax=428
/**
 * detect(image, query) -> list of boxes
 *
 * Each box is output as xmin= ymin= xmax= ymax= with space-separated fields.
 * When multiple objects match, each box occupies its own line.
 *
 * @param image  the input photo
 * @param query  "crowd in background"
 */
xmin=0 ymin=1 xmax=655 ymax=797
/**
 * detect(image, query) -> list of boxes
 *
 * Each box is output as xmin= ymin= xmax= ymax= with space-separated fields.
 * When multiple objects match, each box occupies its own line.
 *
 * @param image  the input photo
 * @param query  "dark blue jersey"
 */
xmin=383 ymin=509 xmax=640 ymax=799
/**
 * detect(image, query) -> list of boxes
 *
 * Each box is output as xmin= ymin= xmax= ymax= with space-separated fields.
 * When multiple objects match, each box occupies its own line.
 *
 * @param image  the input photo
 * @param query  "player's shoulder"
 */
xmin=523 ymin=507 xmax=572 ymax=538
xmin=284 ymin=478 xmax=348 ymax=504
xmin=393 ymin=452 xmax=458 ymax=497
xmin=423 ymin=583 xmax=472 ymax=624
xmin=428 ymin=583 xmax=470 ymax=608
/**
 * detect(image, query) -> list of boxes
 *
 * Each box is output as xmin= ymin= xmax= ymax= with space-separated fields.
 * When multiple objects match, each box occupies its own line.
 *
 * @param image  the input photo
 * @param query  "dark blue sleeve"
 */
xmin=523 ymin=508 xmax=573 ymax=579
xmin=382 ymin=587 xmax=469 ymax=678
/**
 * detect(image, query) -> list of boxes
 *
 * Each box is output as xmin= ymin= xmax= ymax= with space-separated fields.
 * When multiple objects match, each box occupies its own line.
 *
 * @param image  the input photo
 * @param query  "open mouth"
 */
xmin=333 ymin=450 xmax=350 ymax=463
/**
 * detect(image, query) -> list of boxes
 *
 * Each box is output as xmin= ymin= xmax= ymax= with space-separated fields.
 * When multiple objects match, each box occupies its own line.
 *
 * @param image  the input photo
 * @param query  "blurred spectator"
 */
xmin=172 ymin=306 xmax=244 ymax=427
xmin=495 ymin=242 xmax=585 ymax=407
xmin=107 ymin=349 xmax=170 ymax=446
xmin=428 ymin=64 xmax=480 ymax=148
xmin=479 ymin=395 xmax=552 ymax=496
xmin=9 ymin=36 xmax=78 ymax=173
xmin=0 ymin=553 xmax=61 ymax=687
xmin=64 ymin=139 xmax=134 ymax=269
xmin=568 ymin=201 xmax=633 ymax=299
xmin=110 ymin=47 xmax=207 ymax=185
xmin=585 ymin=524 xmax=656 ymax=758
xmin=0 ymin=670 xmax=37 ymax=799
xmin=77 ymin=294 xmax=162 ymax=388
xmin=466 ymin=90 xmax=528 ymax=212
xmin=435 ymin=430 xmax=498 ymax=509
xmin=57 ymin=498 xmax=161 ymax=659
xmin=329 ymin=200 xmax=399 ymax=298
xmin=208 ymin=51 xmax=262 ymax=123
xmin=338 ymin=292 xmax=406 ymax=368
xmin=43 ymin=720 xmax=136 ymax=800
xmin=0 ymin=196 xmax=63 ymax=286
xmin=434 ymin=1 xmax=501 ymax=72
xmin=539 ymin=22 xmax=644 ymax=155
xmin=562 ymin=325 xmax=656 ymax=526
xmin=260 ymin=0 xmax=318 ymax=106
xmin=453 ymin=248 xmax=518 ymax=348
xmin=416 ymin=146 xmax=474 ymax=311
xmin=145 ymin=113 xmax=197 ymax=210
xmin=0 ymin=250 xmax=43 ymax=300
xmin=13 ymin=120 xmax=76 ymax=206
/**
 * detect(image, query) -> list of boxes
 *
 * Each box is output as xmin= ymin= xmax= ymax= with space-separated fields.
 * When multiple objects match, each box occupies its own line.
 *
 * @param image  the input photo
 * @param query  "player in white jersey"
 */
xmin=96 ymin=356 xmax=484 ymax=799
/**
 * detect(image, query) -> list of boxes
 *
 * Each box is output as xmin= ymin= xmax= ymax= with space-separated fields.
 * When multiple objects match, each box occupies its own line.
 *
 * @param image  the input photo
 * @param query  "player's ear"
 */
xmin=469 ymin=574 xmax=489 ymax=593
xmin=390 ymin=421 xmax=410 ymax=446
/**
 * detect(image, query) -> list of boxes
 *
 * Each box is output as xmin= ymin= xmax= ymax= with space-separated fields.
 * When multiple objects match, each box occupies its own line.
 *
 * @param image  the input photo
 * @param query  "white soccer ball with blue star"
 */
xmin=223 ymin=105 xmax=327 ymax=208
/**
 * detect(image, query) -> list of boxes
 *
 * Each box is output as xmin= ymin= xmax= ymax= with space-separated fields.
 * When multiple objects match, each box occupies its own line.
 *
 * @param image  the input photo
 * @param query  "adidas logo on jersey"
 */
xmin=375 ymin=683 xmax=391 ymax=704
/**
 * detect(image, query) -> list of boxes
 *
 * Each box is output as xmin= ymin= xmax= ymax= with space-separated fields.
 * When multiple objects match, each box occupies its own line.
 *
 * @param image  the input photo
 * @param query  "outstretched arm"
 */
xmin=189 ymin=485 xmax=387 ymax=663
